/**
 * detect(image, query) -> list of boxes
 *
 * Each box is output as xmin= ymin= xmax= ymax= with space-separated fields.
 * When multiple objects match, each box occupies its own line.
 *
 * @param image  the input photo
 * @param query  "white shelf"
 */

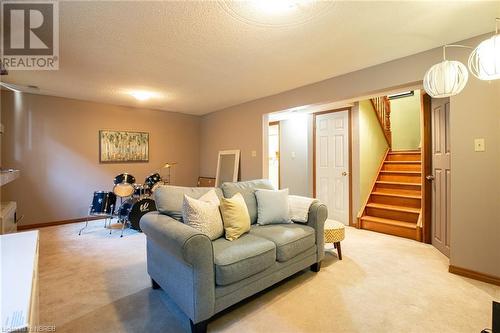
xmin=0 ymin=170 xmax=20 ymax=187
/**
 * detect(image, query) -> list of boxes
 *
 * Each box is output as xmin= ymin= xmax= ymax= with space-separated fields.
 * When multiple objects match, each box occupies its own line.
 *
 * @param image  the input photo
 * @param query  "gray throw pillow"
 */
xmin=221 ymin=179 xmax=275 ymax=224
xmin=255 ymin=188 xmax=292 ymax=225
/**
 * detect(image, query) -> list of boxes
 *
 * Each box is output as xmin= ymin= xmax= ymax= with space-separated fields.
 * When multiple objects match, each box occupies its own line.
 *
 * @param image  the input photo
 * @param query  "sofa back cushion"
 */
xmin=155 ymin=185 xmax=223 ymax=221
xmin=221 ymin=179 xmax=275 ymax=224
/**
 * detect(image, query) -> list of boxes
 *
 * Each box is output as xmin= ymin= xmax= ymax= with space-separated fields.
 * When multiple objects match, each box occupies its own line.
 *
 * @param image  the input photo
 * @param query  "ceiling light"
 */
xmin=468 ymin=18 xmax=500 ymax=81
xmin=254 ymin=0 xmax=309 ymax=15
xmin=423 ymin=45 xmax=469 ymax=98
xmin=218 ymin=1 xmax=334 ymax=27
xmin=129 ymin=90 xmax=155 ymax=101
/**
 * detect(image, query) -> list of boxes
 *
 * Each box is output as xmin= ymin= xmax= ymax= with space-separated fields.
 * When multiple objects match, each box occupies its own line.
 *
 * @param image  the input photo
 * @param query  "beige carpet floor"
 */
xmin=36 ymin=220 xmax=499 ymax=333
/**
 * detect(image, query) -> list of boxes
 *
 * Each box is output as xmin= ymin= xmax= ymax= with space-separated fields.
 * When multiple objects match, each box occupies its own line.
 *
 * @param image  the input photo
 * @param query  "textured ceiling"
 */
xmin=3 ymin=1 xmax=500 ymax=115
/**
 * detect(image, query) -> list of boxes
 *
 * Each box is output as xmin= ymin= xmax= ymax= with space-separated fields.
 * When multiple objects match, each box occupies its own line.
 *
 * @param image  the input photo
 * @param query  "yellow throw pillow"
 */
xmin=220 ymin=193 xmax=251 ymax=241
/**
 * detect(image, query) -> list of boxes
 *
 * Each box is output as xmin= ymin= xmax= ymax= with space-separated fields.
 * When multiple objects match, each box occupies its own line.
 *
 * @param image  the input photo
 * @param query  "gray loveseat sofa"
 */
xmin=140 ymin=179 xmax=327 ymax=333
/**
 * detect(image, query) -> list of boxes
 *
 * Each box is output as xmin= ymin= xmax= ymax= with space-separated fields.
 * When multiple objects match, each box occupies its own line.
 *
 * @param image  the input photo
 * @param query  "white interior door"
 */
xmin=431 ymin=98 xmax=451 ymax=257
xmin=316 ymin=111 xmax=350 ymax=225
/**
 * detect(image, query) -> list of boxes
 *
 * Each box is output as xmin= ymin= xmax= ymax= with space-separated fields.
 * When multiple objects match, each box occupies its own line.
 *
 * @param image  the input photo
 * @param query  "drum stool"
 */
xmin=324 ymin=219 xmax=345 ymax=260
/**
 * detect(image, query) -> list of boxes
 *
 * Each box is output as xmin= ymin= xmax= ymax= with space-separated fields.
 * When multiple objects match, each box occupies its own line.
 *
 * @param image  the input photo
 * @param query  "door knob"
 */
xmin=342 ymin=171 xmax=349 ymax=176
xmin=426 ymin=175 xmax=435 ymax=181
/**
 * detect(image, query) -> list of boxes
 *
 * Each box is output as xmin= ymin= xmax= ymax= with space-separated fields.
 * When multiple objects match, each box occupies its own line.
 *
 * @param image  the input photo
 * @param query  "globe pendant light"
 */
xmin=423 ymin=45 xmax=469 ymax=98
xmin=468 ymin=18 xmax=500 ymax=81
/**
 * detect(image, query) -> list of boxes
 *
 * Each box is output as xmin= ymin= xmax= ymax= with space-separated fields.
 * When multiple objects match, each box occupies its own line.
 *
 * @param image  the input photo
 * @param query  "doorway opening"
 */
xmin=268 ymin=121 xmax=280 ymax=190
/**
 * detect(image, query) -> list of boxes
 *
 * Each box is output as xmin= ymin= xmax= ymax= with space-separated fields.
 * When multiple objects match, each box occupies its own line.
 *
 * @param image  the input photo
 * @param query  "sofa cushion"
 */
xmin=250 ymin=224 xmax=315 ymax=262
xmin=221 ymin=179 xmax=275 ymax=224
xmin=212 ymin=233 xmax=276 ymax=286
xmin=154 ymin=185 xmax=223 ymax=221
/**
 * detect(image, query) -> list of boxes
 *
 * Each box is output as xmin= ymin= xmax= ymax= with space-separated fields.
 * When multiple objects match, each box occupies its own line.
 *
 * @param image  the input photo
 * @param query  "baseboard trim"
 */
xmin=449 ymin=265 xmax=500 ymax=287
xmin=17 ymin=216 xmax=103 ymax=231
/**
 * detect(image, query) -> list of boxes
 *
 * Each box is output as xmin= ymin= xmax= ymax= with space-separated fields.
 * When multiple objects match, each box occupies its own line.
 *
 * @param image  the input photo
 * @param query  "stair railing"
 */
xmin=370 ymin=96 xmax=392 ymax=147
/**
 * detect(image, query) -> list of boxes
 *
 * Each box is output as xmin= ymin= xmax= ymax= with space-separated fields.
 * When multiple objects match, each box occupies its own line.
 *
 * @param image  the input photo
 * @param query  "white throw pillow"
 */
xmin=288 ymin=195 xmax=316 ymax=223
xmin=255 ymin=188 xmax=292 ymax=225
xmin=182 ymin=189 xmax=224 ymax=240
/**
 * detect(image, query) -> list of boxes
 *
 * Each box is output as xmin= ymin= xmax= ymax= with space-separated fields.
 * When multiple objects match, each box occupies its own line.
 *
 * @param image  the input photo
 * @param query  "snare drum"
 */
xmin=90 ymin=191 xmax=116 ymax=216
xmin=113 ymin=173 xmax=136 ymax=197
xmin=144 ymin=173 xmax=162 ymax=193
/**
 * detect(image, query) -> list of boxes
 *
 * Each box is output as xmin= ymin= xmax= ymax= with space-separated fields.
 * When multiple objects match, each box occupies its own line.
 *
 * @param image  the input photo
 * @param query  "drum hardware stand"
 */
xmin=120 ymin=217 xmax=129 ymax=238
xmin=79 ymin=204 xmax=115 ymax=236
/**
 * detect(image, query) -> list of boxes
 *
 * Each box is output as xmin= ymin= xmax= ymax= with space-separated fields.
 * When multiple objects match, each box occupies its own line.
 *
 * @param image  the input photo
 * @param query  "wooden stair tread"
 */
xmin=371 ymin=192 xmax=421 ymax=199
xmin=376 ymin=181 xmax=421 ymax=186
xmin=360 ymin=216 xmax=417 ymax=229
xmin=388 ymin=151 xmax=421 ymax=154
xmin=380 ymin=170 xmax=421 ymax=174
xmin=384 ymin=161 xmax=422 ymax=164
xmin=366 ymin=203 xmax=420 ymax=213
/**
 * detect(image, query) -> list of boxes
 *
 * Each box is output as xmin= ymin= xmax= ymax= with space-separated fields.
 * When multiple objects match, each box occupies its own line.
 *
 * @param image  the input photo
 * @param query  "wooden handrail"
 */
xmin=370 ymin=96 xmax=392 ymax=148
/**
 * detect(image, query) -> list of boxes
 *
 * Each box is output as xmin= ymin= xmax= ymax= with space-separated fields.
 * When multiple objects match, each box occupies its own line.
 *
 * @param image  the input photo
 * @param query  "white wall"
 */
xmin=279 ymin=114 xmax=313 ymax=196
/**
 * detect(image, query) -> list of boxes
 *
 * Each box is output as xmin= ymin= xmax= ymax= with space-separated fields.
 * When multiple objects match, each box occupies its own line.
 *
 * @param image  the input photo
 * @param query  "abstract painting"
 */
xmin=99 ymin=130 xmax=149 ymax=163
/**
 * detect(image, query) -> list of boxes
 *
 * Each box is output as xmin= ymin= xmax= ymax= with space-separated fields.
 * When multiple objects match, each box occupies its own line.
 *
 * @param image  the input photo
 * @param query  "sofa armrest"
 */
xmin=306 ymin=201 xmax=328 ymax=262
xmin=140 ymin=212 xmax=215 ymax=322
xmin=140 ymin=211 xmax=213 ymax=265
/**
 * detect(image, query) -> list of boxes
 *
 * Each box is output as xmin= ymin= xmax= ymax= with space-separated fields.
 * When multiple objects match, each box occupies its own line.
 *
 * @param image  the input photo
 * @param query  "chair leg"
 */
xmin=335 ymin=242 xmax=343 ymax=260
xmin=151 ymin=278 xmax=161 ymax=290
xmin=190 ymin=319 xmax=208 ymax=333
xmin=310 ymin=261 xmax=321 ymax=272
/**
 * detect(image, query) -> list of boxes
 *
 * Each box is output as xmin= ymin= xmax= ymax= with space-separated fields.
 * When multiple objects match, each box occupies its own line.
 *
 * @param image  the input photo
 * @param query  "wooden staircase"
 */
xmin=358 ymin=150 xmax=422 ymax=240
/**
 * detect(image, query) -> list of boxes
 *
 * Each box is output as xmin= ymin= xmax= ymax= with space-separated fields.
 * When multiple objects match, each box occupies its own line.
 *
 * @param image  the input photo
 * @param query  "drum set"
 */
xmin=79 ymin=172 xmax=165 ymax=237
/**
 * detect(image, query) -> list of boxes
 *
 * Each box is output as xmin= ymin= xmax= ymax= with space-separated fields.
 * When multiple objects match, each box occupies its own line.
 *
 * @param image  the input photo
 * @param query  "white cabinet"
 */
xmin=0 ymin=230 xmax=39 ymax=332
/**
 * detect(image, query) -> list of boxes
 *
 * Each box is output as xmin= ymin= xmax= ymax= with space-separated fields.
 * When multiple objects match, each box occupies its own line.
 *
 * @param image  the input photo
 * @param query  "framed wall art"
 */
xmin=99 ymin=130 xmax=149 ymax=163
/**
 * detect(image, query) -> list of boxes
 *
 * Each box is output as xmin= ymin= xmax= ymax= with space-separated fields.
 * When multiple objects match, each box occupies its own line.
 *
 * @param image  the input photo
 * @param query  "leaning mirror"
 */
xmin=215 ymin=150 xmax=240 ymax=187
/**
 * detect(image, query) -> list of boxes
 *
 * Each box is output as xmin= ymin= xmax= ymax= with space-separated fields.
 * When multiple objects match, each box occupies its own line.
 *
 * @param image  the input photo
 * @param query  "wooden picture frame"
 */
xmin=215 ymin=150 xmax=240 ymax=187
xmin=99 ymin=130 xmax=149 ymax=163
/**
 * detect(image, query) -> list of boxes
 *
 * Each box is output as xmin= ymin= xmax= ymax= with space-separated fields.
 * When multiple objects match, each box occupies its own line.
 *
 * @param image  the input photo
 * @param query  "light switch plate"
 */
xmin=291 ymin=151 xmax=296 ymax=159
xmin=251 ymin=150 xmax=257 ymax=157
xmin=474 ymin=138 xmax=485 ymax=152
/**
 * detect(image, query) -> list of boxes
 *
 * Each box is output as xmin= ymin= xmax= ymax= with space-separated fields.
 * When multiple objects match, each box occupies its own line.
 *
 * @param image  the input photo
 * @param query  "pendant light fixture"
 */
xmin=468 ymin=18 xmax=500 ymax=81
xmin=423 ymin=45 xmax=470 ymax=98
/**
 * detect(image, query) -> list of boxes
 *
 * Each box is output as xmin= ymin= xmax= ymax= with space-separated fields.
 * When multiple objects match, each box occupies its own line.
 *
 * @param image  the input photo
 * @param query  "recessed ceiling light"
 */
xmin=254 ymin=0 xmax=309 ymax=15
xmin=129 ymin=90 xmax=156 ymax=101
xmin=218 ymin=0 xmax=334 ymax=27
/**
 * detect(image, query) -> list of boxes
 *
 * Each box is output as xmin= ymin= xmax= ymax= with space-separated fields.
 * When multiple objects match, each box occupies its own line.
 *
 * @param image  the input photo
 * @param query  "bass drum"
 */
xmin=118 ymin=198 xmax=157 ymax=231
